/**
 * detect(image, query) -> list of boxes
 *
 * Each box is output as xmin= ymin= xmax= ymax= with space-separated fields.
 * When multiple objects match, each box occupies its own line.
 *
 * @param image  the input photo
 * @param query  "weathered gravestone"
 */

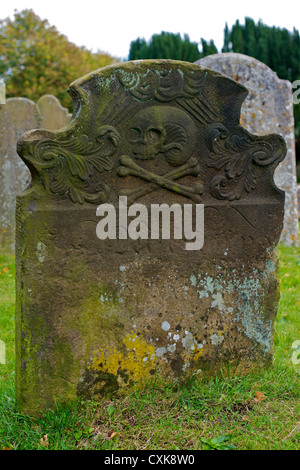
xmin=16 ymin=60 xmax=286 ymax=416
xmin=196 ymin=53 xmax=299 ymax=246
xmin=37 ymin=94 xmax=71 ymax=131
xmin=0 ymin=79 xmax=5 ymax=104
xmin=0 ymin=95 xmax=71 ymax=251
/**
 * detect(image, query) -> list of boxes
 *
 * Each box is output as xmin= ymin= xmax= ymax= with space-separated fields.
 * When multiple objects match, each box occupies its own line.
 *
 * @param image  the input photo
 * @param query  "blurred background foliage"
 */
xmin=0 ymin=9 xmax=118 ymax=109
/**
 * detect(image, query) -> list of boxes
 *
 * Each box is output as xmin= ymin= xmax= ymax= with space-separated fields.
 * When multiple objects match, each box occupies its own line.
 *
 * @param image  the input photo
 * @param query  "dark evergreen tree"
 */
xmin=128 ymin=37 xmax=147 ymax=60
xmin=200 ymin=39 xmax=218 ymax=58
xmin=129 ymin=32 xmax=201 ymax=62
xmin=222 ymin=23 xmax=231 ymax=53
xmin=244 ymin=18 xmax=256 ymax=57
xmin=223 ymin=18 xmax=300 ymax=82
xmin=230 ymin=20 xmax=245 ymax=53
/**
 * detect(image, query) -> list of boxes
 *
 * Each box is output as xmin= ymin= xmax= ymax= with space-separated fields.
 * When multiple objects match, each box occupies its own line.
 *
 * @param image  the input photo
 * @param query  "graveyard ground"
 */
xmin=0 ymin=237 xmax=299 ymax=450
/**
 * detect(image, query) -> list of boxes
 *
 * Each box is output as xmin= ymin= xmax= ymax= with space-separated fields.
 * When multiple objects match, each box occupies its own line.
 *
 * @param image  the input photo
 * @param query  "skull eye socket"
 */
xmin=127 ymin=127 xmax=141 ymax=143
xmin=145 ymin=127 xmax=164 ymax=143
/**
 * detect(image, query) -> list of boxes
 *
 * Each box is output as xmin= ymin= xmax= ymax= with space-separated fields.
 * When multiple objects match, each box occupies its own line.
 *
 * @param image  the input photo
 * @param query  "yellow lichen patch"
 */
xmin=90 ymin=333 xmax=156 ymax=386
xmin=192 ymin=345 xmax=205 ymax=363
xmin=91 ymin=347 xmax=123 ymax=377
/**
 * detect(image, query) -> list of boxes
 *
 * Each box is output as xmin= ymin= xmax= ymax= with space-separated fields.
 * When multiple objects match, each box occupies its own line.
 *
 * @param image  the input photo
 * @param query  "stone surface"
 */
xmin=196 ymin=53 xmax=299 ymax=246
xmin=0 ymin=95 xmax=71 ymax=251
xmin=37 ymin=94 xmax=71 ymax=131
xmin=16 ymin=60 xmax=286 ymax=416
xmin=0 ymin=80 xmax=5 ymax=104
xmin=0 ymin=98 xmax=35 ymax=251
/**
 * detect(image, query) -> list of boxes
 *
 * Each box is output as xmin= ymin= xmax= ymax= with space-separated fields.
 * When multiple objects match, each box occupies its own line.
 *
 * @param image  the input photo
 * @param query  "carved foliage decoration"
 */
xmin=205 ymin=123 xmax=286 ymax=200
xmin=19 ymin=126 xmax=120 ymax=204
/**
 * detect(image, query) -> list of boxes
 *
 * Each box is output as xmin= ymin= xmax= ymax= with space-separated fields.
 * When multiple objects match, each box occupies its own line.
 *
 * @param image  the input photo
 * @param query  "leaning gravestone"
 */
xmin=196 ymin=53 xmax=299 ymax=246
xmin=16 ymin=60 xmax=286 ymax=416
xmin=0 ymin=95 xmax=71 ymax=251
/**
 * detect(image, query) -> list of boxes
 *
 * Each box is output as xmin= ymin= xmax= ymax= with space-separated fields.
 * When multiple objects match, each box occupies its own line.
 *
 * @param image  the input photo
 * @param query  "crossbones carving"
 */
xmin=117 ymin=155 xmax=203 ymax=203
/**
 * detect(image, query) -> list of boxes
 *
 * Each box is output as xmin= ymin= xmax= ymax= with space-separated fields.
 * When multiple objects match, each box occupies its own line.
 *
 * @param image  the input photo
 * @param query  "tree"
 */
xmin=244 ymin=17 xmax=257 ymax=57
xmin=200 ymin=39 xmax=218 ymax=58
xmin=0 ymin=9 xmax=117 ymax=109
xmin=129 ymin=32 xmax=200 ymax=62
xmin=222 ymin=23 xmax=231 ymax=53
xmin=223 ymin=18 xmax=300 ymax=83
xmin=230 ymin=20 xmax=245 ymax=53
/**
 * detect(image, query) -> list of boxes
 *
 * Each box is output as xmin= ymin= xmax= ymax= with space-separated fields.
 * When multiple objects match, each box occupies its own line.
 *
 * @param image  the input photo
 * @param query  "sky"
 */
xmin=1 ymin=0 xmax=300 ymax=60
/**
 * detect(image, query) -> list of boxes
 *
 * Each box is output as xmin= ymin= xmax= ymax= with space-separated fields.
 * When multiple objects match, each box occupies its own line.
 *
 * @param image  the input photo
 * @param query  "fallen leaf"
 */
xmin=2 ymin=267 xmax=9 ymax=273
xmin=2 ymin=447 xmax=12 ymax=450
xmin=40 ymin=434 xmax=48 ymax=446
xmin=253 ymin=391 xmax=267 ymax=403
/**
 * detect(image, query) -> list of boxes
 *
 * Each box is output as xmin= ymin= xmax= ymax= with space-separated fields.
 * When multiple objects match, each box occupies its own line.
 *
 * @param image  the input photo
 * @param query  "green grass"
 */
xmin=0 ymin=241 xmax=299 ymax=450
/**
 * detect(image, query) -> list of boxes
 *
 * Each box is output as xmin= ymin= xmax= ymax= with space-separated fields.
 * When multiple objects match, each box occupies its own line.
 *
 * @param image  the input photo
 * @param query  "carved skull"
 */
xmin=126 ymin=105 xmax=197 ymax=166
xmin=127 ymin=113 xmax=166 ymax=160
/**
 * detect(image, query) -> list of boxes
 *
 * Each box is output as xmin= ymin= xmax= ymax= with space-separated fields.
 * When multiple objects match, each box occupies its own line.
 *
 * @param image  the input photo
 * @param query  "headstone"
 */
xmin=0 ymin=95 xmax=71 ymax=251
xmin=37 ymin=94 xmax=71 ymax=131
xmin=0 ymin=79 xmax=5 ymax=104
xmin=16 ymin=60 xmax=286 ymax=416
xmin=196 ymin=53 xmax=298 ymax=246
xmin=0 ymin=98 xmax=36 ymax=251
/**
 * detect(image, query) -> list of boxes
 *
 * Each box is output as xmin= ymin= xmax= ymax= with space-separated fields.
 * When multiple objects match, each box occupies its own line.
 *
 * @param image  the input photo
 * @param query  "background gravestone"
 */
xmin=196 ymin=53 xmax=299 ymax=247
xmin=0 ymin=80 xmax=5 ymax=104
xmin=37 ymin=94 xmax=71 ymax=131
xmin=16 ymin=60 xmax=286 ymax=416
xmin=0 ymin=95 xmax=71 ymax=252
